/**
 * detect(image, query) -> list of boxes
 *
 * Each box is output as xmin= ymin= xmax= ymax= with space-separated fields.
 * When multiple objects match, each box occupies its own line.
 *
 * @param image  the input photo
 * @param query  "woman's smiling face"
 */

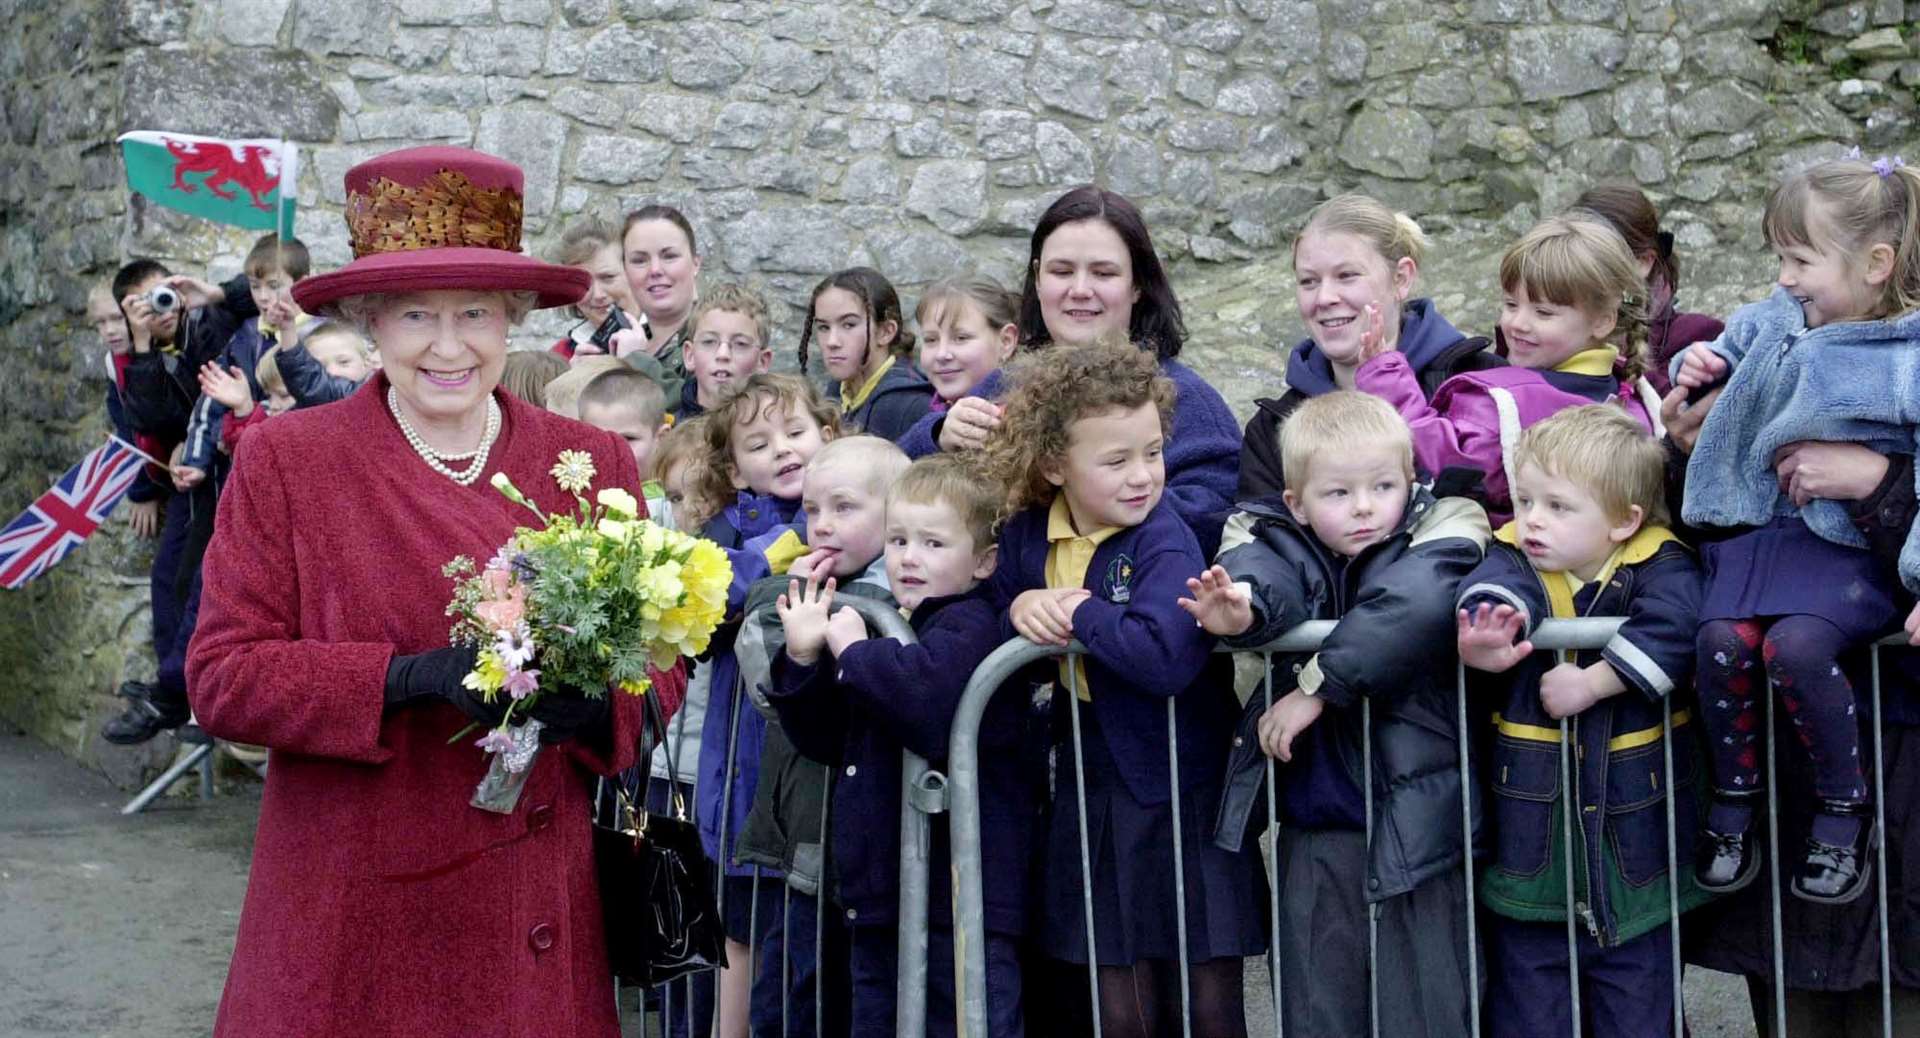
xmin=1035 ymin=218 xmax=1139 ymax=347
xmin=370 ymin=289 xmax=510 ymax=429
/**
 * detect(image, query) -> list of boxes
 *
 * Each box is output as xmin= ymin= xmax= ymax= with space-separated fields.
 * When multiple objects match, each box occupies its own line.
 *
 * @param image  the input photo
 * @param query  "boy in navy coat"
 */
xmin=1456 ymin=404 xmax=1707 ymax=1038
xmin=770 ymin=453 xmax=1035 ymax=1038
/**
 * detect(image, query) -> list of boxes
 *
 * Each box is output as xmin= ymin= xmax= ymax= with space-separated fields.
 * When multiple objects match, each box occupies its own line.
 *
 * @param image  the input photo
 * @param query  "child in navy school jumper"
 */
xmin=979 ymin=337 xmax=1264 ymax=1036
xmin=689 ymin=372 xmax=839 ymax=1036
xmin=768 ymin=452 xmax=1037 ymax=1038
xmin=1456 ymin=405 xmax=1707 ymax=1038
xmin=1184 ymin=391 xmax=1489 ymax=1038
xmin=799 ymin=267 xmax=934 ymax=442
xmin=1676 ymin=157 xmax=1920 ymax=908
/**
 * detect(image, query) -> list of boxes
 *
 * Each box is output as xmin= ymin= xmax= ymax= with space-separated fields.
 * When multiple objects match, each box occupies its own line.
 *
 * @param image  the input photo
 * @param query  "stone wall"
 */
xmin=3 ymin=0 xmax=1918 ymax=774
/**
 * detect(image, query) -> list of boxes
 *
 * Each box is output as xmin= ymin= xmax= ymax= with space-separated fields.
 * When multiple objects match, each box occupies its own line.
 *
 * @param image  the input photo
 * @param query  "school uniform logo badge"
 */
xmin=1104 ymin=554 xmax=1135 ymax=603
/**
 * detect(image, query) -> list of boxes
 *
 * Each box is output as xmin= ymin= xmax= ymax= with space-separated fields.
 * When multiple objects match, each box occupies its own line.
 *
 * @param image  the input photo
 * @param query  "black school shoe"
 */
xmin=100 ymin=694 xmax=190 ymax=745
xmin=1793 ymin=799 xmax=1876 ymax=905
xmin=1695 ymin=789 xmax=1764 ymax=894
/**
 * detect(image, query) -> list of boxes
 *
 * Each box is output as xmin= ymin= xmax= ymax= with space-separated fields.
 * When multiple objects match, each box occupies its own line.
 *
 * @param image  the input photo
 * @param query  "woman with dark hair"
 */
xmin=1572 ymin=183 xmax=1723 ymax=395
xmin=961 ymin=185 xmax=1240 ymax=550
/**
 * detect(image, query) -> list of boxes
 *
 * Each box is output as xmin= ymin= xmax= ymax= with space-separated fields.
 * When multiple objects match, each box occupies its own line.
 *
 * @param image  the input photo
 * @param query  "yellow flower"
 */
xmin=596 ymin=487 xmax=639 ymax=519
xmin=618 ymin=676 xmax=652 ymax=697
xmin=461 ymin=649 xmax=508 ymax=700
xmin=551 ymin=450 xmax=597 ymax=494
xmin=597 ymin=517 xmax=631 ymax=541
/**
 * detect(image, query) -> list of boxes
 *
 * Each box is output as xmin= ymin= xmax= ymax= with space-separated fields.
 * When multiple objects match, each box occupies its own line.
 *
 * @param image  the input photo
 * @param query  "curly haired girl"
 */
xmin=981 ymin=336 xmax=1266 ymax=1037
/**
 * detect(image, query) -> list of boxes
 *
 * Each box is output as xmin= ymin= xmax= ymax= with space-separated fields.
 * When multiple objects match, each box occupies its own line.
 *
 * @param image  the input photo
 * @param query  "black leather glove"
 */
xmin=383 ymin=645 xmax=510 ymax=729
xmin=530 ymin=688 xmax=614 ymax=746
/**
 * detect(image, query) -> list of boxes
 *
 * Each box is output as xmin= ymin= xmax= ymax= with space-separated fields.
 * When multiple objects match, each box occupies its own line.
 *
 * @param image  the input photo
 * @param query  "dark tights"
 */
xmin=1095 ymin=957 xmax=1246 ymax=1038
xmin=1698 ymin=616 xmax=1867 ymax=804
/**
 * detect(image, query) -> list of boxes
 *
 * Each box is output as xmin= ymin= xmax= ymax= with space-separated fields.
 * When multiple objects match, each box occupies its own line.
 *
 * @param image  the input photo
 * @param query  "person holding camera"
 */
xmin=101 ymin=258 xmax=257 ymax=746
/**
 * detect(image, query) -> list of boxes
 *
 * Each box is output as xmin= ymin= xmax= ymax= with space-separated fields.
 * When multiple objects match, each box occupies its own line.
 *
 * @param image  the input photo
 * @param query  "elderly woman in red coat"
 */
xmin=186 ymin=146 xmax=684 ymax=1038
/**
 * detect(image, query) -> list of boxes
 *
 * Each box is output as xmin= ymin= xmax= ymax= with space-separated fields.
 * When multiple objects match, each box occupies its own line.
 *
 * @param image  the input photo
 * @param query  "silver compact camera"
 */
xmin=146 ymin=285 xmax=180 ymax=313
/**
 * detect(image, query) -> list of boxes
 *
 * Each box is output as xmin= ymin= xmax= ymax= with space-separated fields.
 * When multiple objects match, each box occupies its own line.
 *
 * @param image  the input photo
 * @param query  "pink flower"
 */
xmin=474 ymin=585 xmax=527 ymax=632
xmin=503 ymin=668 xmax=541 ymax=701
xmin=474 ymin=729 xmax=515 ymax=754
xmin=481 ymin=568 xmax=515 ymax=599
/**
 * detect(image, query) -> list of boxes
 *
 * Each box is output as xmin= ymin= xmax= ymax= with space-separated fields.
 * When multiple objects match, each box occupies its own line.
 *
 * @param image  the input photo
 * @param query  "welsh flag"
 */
xmin=117 ymin=131 xmax=297 ymax=235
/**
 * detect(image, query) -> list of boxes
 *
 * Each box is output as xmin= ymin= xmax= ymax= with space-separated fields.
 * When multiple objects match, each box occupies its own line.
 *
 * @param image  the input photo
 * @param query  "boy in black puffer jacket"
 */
xmin=1181 ymin=390 xmax=1490 ymax=1038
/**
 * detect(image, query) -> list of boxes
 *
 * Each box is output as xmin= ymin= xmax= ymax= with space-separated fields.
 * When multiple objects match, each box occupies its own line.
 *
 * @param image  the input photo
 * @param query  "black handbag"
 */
xmin=593 ymin=687 xmax=726 ymax=987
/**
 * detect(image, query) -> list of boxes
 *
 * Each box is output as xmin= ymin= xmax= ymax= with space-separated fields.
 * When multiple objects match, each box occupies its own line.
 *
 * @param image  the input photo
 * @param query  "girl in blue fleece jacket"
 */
xmin=981 ymin=339 xmax=1264 ymax=1037
xmin=1674 ymin=156 xmax=1920 ymax=907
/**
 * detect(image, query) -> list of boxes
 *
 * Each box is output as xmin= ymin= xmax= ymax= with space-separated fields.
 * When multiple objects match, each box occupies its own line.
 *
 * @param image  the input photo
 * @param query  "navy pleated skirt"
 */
xmin=1040 ymin=707 xmax=1269 ymax=965
xmin=1700 ymin=517 xmax=1898 ymax=641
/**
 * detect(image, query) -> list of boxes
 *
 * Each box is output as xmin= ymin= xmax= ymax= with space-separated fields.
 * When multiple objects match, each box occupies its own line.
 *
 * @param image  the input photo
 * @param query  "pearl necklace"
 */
xmin=387 ymin=386 xmax=501 ymax=487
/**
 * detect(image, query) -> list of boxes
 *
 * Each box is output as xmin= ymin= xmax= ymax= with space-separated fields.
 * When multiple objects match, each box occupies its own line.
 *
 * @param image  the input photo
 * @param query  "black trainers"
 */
xmin=101 ymin=695 xmax=190 ymax=745
xmin=1696 ymin=789 xmax=1763 ymax=894
xmin=1793 ymin=800 xmax=1875 ymax=905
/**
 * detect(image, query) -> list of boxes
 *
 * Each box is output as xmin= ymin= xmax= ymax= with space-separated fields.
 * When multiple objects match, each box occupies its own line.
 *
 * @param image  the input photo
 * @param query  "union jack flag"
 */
xmin=0 ymin=437 xmax=152 ymax=590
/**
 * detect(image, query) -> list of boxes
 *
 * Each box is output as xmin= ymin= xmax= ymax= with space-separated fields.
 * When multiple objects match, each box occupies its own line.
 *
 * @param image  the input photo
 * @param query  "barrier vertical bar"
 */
xmin=1265 ymin=655 xmax=1284 ymax=1038
xmin=1457 ymin=661 xmax=1482 ymax=1038
xmin=1662 ymin=710 xmax=1682 ymax=1038
xmin=1558 ymin=701 xmax=1582 ymax=1034
xmin=1765 ymin=677 xmax=1786 ymax=1037
xmin=714 ymin=677 xmax=746 ymax=1038
xmin=1065 ymin=665 xmax=1105 ymax=1038
xmin=816 ymin=765 xmax=829 ymax=1038
xmin=1870 ymin=644 xmax=1892 ymax=1038
xmin=781 ymin=885 xmax=791 ymax=1038
xmin=950 ymin=640 xmax=1052 ymax=1037
xmin=1363 ymin=699 xmax=1380 ymax=1038
xmin=1166 ymin=699 xmax=1194 ymax=1038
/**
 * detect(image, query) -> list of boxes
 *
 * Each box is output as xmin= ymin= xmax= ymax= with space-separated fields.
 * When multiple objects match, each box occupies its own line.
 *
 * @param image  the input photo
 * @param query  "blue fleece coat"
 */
xmin=1677 ymin=287 xmax=1920 ymax=590
xmin=989 ymin=496 xmax=1239 ymax=806
xmin=694 ymin=491 xmax=803 ymax=877
xmin=895 ymin=359 xmax=1243 ymax=552
xmin=767 ymin=585 xmax=1036 ymax=935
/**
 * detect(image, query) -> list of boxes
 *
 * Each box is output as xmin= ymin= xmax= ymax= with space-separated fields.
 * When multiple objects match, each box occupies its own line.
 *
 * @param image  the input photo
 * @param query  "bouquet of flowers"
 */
xmin=443 ymin=449 xmax=731 ymax=812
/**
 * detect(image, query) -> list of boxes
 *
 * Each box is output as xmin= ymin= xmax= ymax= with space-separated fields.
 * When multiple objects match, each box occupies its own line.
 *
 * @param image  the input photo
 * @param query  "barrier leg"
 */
xmin=1559 ymin=708 xmax=1582 ymax=1036
xmin=1065 ymin=671 xmax=1105 ymax=1038
xmin=1166 ymin=699 xmax=1193 ymax=1038
xmin=119 ymin=741 xmax=215 ymax=815
xmin=781 ymin=885 xmax=791 ymax=1038
xmin=1870 ymin=646 xmax=1892 ymax=1038
xmin=1457 ymin=663 xmax=1482 ymax=1038
xmin=896 ymin=752 xmax=935 ymax=1038
xmin=816 ymin=772 xmax=830 ymax=1038
xmin=1363 ymin=699 xmax=1380 ymax=1038
xmin=714 ymin=679 xmax=745 ymax=1038
xmin=1265 ymin=656 xmax=1284 ymax=1038
xmin=1764 ymin=675 xmax=1787 ymax=1037
xmin=1662 ymin=711 xmax=1683 ymax=1037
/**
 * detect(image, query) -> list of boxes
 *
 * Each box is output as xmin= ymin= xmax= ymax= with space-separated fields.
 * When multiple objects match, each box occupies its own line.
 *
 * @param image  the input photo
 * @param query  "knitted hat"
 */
xmin=292 ymin=146 xmax=589 ymax=313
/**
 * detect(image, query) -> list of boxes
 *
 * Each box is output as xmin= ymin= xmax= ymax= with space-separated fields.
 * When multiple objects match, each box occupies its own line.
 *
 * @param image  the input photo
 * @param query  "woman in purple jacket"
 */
xmin=900 ymin=186 xmax=1243 ymax=554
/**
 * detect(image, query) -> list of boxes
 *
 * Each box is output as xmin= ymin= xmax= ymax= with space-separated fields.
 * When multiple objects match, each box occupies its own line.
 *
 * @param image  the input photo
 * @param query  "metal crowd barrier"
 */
xmin=667 ymin=595 xmax=920 ymax=1038
xmin=929 ymin=620 xmax=1905 ymax=1038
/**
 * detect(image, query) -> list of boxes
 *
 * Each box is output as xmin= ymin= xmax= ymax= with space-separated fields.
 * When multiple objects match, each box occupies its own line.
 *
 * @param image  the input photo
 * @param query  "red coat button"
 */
xmin=529 ymin=804 xmax=554 ymax=832
xmin=528 ymin=923 xmax=554 ymax=952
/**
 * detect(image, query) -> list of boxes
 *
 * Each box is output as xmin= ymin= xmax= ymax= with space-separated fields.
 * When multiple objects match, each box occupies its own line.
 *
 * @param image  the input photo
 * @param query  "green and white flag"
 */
xmin=117 ymin=131 xmax=297 ymax=235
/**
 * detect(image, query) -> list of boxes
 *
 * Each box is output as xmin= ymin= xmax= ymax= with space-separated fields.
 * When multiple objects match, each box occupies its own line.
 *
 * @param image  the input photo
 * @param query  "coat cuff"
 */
xmin=1603 ymin=636 xmax=1674 ymax=701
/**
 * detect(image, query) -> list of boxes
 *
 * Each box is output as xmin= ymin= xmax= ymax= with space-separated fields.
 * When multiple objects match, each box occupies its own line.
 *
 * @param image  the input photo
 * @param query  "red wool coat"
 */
xmin=188 ymin=376 xmax=685 ymax=1038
